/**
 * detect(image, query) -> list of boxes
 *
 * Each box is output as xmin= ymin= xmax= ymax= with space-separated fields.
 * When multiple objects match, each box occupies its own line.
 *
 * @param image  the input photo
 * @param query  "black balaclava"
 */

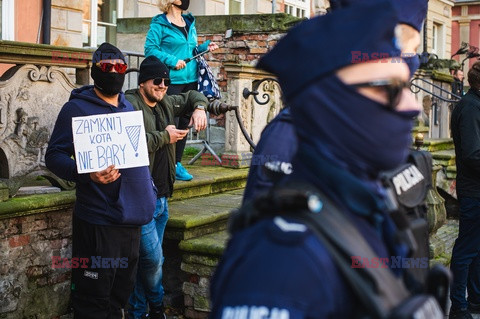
xmin=91 ymin=42 xmax=126 ymax=97
xmin=291 ymin=74 xmax=419 ymax=179
xmin=173 ymin=0 xmax=189 ymax=11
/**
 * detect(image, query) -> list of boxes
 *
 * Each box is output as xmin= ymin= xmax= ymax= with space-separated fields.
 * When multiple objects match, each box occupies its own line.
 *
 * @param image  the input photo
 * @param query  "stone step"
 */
xmin=166 ymin=189 xmax=243 ymax=241
xmin=430 ymin=219 xmax=458 ymax=266
xmin=179 ymin=230 xmax=229 ymax=258
xmin=446 ymin=165 xmax=456 ymax=179
xmin=170 ymin=166 xmax=248 ymax=202
xmin=420 ymin=138 xmax=454 ymax=152
xmin=431 ymin=149 xmax=455 ymax=167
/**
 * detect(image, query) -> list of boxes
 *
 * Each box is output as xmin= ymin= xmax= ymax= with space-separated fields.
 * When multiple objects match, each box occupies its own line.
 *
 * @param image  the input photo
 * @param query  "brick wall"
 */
xmin=0 ymin=208 xmax=73 ymax=318
xmin=197 ymin=32 xmax=284 ymax=95
xmin=181 ymin=254 xmax=221 ymax=319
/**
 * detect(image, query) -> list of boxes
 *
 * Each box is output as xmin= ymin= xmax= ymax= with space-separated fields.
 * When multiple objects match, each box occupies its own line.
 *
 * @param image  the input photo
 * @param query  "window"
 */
xmin=83 ymin=0 xmax=121 ymax=47
xmin=431 ymin=22 xmax=444 ymax=58
xmin=227 ymin=0 xmax=244 ymax=14
xmin=1 ymin=0 xmax=14 ymax=40
xmin=284 ymin=1 xmax=309 ymax=18
xmin=0 ymin=1 xmax=2 ymax=39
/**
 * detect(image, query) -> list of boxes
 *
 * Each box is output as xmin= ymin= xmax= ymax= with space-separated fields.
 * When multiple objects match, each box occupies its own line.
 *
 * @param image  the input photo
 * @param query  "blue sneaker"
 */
xmin=176 ymin=162 xmax=193 ymax=181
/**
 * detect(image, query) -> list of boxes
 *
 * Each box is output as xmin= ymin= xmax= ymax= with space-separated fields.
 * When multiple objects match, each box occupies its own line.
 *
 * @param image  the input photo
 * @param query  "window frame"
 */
xmin=83 ymin=0 xmax=123 ymax=47
xmin=1 ymin=0 xmax=15 ymax=41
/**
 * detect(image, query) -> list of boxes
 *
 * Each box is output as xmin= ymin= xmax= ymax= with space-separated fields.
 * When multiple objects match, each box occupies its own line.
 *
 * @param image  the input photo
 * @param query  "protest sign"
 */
xmin=72 ymin=111 xmax=149 ymax=173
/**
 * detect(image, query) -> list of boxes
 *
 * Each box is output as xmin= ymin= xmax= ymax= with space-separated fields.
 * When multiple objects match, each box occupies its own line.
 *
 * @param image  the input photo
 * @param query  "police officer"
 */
xmin=210 ymin=1 xmax=442 ymax=318
xmin=241 ymin=0 xmax=427 ymax=203
xmin=242 ymin=107 xmax=295 ymax=203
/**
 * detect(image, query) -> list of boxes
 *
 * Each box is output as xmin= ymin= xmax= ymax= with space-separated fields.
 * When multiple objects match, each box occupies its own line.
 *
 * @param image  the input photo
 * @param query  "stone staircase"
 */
xmin=162 ymin=164 xmax=246 ymax=318
xmin=420 ymin=138 xmax=460 ymax=267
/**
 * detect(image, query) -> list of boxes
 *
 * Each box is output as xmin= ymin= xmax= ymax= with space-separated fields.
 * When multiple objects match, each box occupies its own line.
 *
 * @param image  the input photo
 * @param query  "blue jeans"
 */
xmin=128 ymin=197 xmax=169 ymax=318
xmin=450 ymin=197 xmax=480 ymax=310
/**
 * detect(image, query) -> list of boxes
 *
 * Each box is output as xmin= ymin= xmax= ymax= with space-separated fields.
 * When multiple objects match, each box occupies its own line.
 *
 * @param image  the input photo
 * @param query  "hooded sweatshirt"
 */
xmin=45 ymin=86 xmax=157 ymax=226
xmin=144 ymin=13 xmax=210 ymax=85
xmin=125 ymin=88 xmax=208 ymax=197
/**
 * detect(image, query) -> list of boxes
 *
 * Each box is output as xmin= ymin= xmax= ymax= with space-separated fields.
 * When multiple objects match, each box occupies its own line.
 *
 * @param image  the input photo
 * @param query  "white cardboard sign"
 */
xmin=72 ymin=111 xmax=149 ymax=174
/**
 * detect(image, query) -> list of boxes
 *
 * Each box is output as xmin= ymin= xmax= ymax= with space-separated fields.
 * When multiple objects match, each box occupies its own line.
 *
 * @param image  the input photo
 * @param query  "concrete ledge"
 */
xmin=0 ymin=40 xmax=93 ymax=69
xmin=117 ymin=14 xmax=302 ymax=35
xmin=0 ymin=191 xmax=75 ymax=220
xmin=0 ymin=166 xmax=247 ymax=221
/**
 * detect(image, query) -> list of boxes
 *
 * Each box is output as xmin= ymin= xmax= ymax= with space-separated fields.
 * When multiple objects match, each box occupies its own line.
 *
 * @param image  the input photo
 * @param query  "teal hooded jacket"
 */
xmin=144 ymin=13 xmax=210 ymax=85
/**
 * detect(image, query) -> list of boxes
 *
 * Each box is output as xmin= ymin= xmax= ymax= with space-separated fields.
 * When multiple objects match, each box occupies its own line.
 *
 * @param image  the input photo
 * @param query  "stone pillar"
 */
xmin=222 ymin=63 xmax=283 ymax=168
xmin=427 ymin=165 xmax=447 ymax=234
xmin=412 ymin=69 xmax=454 ymax=139
xmin=75 ymin=66 xmax=91 ymax=86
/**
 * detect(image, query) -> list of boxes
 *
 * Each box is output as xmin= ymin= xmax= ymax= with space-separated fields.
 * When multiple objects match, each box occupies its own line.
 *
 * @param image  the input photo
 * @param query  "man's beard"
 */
xmin=144 ymin=89 xmax=162 ymax=104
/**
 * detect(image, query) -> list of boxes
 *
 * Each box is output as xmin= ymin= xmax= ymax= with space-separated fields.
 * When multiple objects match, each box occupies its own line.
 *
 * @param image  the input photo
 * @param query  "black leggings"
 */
xmin=167 ymin=82 xmax=198 ymax=163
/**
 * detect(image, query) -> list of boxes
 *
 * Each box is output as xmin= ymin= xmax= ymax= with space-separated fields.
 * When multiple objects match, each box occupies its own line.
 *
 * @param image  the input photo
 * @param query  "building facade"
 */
xmin=5 ymin=0 xmax=313 ymax=52
xmin=452 ymin=0 xmax=480 ymax=78
xmin=425 ymin=0 xmax=454 ymax=59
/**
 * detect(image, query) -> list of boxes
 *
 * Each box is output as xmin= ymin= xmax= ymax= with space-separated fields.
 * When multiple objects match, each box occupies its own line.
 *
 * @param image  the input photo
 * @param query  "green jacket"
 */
xmin=125 ymin=88 xmax=208 ymax=196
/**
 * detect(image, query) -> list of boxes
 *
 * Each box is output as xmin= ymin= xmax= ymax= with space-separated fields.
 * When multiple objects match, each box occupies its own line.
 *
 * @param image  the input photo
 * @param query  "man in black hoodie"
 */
xmin=46 ymin=43 xmax=157 ymax=319
xmin=125 ymin=56 xmax=208 ymax=319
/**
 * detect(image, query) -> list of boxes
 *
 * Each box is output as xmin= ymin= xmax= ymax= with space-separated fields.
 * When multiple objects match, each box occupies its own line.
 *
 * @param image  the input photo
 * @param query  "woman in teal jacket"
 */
xmin=145 ymin=0 xmax=218 ymax=181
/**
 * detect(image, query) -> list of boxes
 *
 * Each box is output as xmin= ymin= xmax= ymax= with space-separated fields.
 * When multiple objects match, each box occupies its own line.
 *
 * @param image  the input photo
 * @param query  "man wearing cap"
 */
xmin=242 ymin=0 xmax=427 ymax=203
xmin=125 ymin=56 xmax=208 ymax=319
xmin=46 ymin=43 xmax=157 ymax=318
xmin=210 ymin=1 xmax=444 ymax=318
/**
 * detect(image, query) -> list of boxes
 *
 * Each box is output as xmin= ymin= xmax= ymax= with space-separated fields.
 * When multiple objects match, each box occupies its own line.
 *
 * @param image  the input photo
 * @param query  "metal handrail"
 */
xmin=410 ymin=77 xmax=461 ymax=103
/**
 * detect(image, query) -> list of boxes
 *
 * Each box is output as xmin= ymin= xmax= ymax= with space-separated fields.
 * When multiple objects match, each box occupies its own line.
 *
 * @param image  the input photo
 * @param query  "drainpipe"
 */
xmin=423 ymin=14 xmax=427 ymax=54
xmin=420 ymin=14 xmax=429 ymax=65
xmin=42 ymin=0 xmax=51 ymax=44
xmin=272 ymin=0 xmax=276 ymax=13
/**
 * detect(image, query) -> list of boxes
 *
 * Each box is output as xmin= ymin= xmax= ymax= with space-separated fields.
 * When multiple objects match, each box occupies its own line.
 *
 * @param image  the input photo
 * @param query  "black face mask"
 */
xmin=91 ymin=65 xmax=125 ymax=97
xmin=173 ymin=0 xmax=189 ymax=11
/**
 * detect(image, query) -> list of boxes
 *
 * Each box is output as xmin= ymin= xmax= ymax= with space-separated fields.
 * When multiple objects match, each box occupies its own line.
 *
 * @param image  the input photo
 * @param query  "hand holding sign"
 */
xmin=90 ymin=165 xmax=121 ymax=184
xmin=72 ymin=111 xmax=149 ymax=174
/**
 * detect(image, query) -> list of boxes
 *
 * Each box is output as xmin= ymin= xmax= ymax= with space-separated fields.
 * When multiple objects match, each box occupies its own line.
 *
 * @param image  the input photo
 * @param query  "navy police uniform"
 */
xmin=242 ymin=107 xmax=295 ymax=203
xmin=210 ymin=1 xmax=444 ymax=318
xmin=242 ymin=0 xmax=428 ymax=201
